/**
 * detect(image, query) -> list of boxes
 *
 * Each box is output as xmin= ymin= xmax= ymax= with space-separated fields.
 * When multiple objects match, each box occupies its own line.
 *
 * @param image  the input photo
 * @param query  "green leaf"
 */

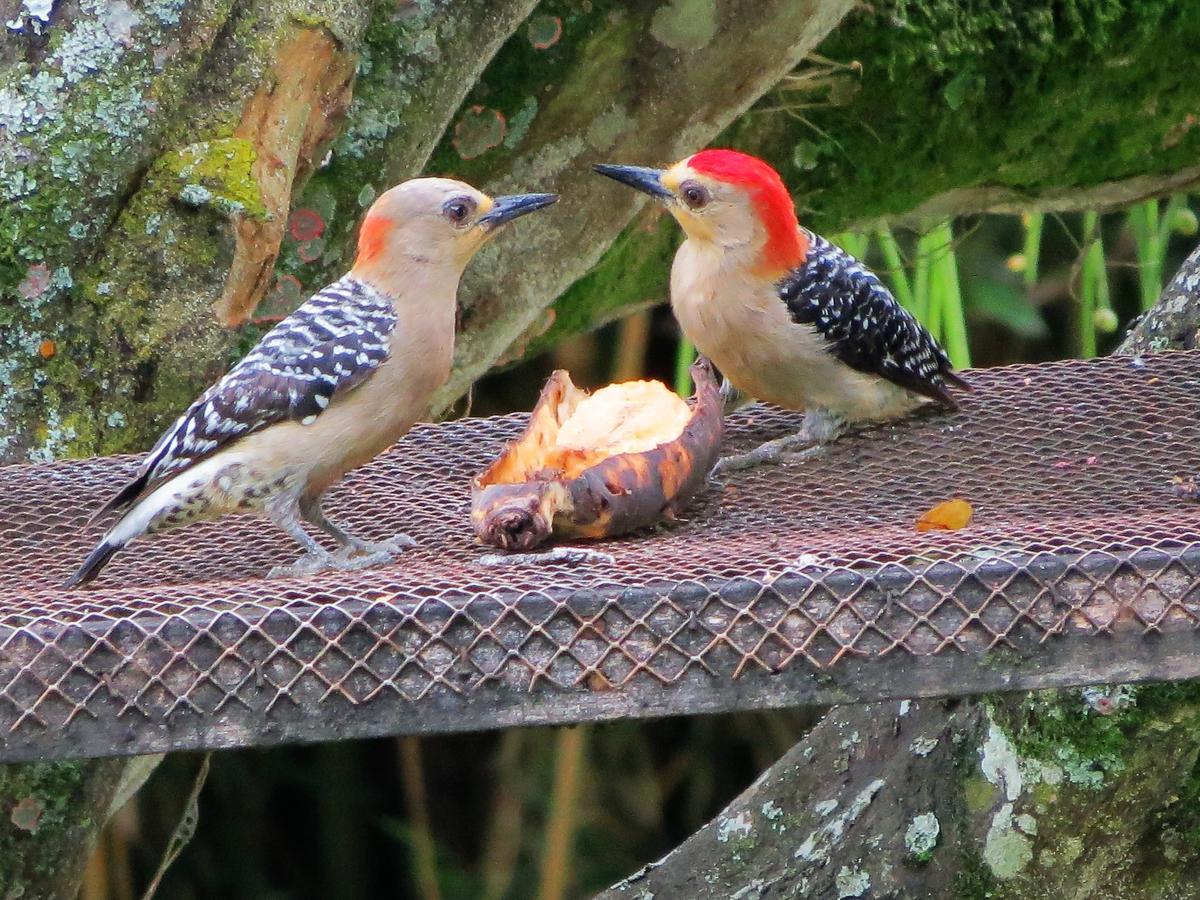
xmin=967 ymin=280 xmax=1049 ymax=340
xmin=943 ymin=71 xmax=984 ymax=110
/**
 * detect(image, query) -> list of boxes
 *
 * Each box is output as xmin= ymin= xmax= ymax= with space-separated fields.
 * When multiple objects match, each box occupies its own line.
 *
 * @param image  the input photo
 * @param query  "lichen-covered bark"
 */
xmin=1120 ymin=244 xmax=1200 ymax=355
xmin=600 ymin=244 xmax=1200 ymax=899
xmin=601 ymin=691 xmax=1200 ymax=900
xmin=0 ymin=0 xmax=537 ymax=460
xmin=0 ymin=0 xmax=373 ymax=460
xmin=598 ymin=700 xmax=976 ymax=899
xmin=0 ymin=758 xmax=130 ymax=898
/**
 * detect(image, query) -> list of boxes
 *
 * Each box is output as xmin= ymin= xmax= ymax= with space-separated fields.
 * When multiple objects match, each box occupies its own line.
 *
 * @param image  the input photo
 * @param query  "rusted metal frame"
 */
xmin=0 ymin=545 xmax=1197 ymax=763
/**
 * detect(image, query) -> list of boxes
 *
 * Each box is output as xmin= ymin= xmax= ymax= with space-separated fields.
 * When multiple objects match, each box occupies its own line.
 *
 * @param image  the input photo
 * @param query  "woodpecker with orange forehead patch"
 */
xmin=594 ymin=150 xmax=969 ymax=471
xmin=68 ymin=179 xmax=557 ymax=587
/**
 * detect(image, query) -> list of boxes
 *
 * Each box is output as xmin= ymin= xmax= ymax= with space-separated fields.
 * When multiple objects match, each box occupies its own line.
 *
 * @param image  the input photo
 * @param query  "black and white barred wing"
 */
xmin=95 ymin=277 xmax=396 ymax=519
xmin=777 ymin=230 xmax=968 ymax=406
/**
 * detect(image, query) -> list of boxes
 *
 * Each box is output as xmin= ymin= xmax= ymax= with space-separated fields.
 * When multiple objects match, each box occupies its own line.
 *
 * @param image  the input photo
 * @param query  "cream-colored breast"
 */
xmin=669 ymin=239 xmax=916 ymax=420
xmin=670 ymin=240 xmax=817 ymax=410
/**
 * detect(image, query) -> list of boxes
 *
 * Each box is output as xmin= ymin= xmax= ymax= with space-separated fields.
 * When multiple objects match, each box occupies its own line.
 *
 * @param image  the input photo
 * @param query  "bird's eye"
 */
xmin=443 ymin=196 xmax=475 ymax=225
xmin=681 ymin=181 xmax=710 ymax=210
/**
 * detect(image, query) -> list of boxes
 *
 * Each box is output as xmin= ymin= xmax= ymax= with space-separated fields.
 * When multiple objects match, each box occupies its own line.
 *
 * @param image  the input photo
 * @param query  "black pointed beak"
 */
xmin=592 ymin=164 xmax=673 ymax=200
xmin=477 ymin=192 xmax=559 ymax=231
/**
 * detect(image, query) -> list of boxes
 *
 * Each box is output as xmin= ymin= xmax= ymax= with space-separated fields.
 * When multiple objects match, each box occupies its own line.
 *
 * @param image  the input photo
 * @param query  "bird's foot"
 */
xmin=711 ymin=410 xmax=845 ymax=478
xmin=343 ymin=533 xmax=417 ymax=558
xmin=267 ymin=535 xmax=415 ymax=579
xmin=711 ymin=432 xmax=817 ymax=476
xmin=477 ymin=546 xmax=616 ymax=568
xmin=797 ymin=408 xmax=847 ymax=444
xmin=334 ymin=533 xmax=417 ymax=570
xmin=267 ymin=550 xmax=337 ymax=579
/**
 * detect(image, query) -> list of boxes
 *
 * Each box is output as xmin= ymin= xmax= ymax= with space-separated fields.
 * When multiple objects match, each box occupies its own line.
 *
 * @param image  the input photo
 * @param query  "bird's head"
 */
xmin=594 ymin=149 xmax=806 ymax=275
xmin=351 ymin=177 xmax=557 ymax=285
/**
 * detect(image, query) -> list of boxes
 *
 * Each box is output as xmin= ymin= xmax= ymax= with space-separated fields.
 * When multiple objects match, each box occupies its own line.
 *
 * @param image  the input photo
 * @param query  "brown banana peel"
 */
xmin=472 ymin=358 xmax=724 ymax=551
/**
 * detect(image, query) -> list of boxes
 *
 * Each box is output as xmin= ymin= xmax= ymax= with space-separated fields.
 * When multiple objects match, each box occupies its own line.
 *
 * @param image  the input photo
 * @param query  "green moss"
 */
xmin=720 ymin=0 xmax=1200 ymax=229
xmin=290 ymin=10 xmax=334 ymax=29
xmin=956 ymin=849 xmax=998 ymax=899
xmin=0 ymin=0 xmax=240 ymax=294
xmin=0 ymin=760 xmax=98 ymax=886
xmin=162 ymin=138 xmax=267 ymax=218
xmin=963 ymin=775 xmax=999 ymax=816
xmin=998 ymin=683 xmax=1200 ymax=791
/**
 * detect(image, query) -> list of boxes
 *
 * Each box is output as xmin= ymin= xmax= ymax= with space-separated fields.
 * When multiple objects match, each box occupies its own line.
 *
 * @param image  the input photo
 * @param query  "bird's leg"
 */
xmin=299 ymin=495 xmax=415 ymax=565
xmin=265 ymin=496 xmax=337 ymax=579
xmin=712 ymin=408 xmax=846 ymax=476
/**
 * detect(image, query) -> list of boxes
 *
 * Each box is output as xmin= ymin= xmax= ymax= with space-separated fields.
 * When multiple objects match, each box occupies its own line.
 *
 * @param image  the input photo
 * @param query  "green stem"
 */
xmin=929 ymin=220 xmax=970 ymax=368
xmin=912 ymin=226 xmax=937 ymax=328
xmin=1148 ymin=194 xmax=1188 ymax=304
xmin=1129 ymin=199 xmax=1161 ymax=310
xmin=1022 ymin=212 xmax=1044 ymax=289
xmin=1079 ymin=211 xmax=1100 ymax=358
xmin=674 ymin=335 xmax=696 ymax=396
xmin=874 ymin=224 xmax=915 ymax=313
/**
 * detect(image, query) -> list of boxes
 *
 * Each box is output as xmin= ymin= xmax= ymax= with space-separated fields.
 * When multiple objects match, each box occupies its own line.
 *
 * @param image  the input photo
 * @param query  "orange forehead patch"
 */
xmin=355 ymin=214 xmax=393 ymax=266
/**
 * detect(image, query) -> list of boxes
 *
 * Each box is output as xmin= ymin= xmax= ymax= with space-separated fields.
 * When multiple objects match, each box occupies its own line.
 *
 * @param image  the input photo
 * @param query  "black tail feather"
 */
xmin=87 ymin=473 xmax=150 ymax=528
xmin=943 ymin=368 xmax=974 ymax=393
xmin=66 ymin=540 xmax=122 ymax=589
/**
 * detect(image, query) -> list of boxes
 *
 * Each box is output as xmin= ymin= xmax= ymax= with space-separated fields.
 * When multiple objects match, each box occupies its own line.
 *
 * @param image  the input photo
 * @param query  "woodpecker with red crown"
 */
xmin=68 ymin=178 xmax=557 ymax=587
xmin=594 ymin=149 xmax=969 ymax=472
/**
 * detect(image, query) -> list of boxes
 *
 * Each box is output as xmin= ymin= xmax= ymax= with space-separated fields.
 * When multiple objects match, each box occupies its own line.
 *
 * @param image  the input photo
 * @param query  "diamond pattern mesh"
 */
xmin=2 ymin=351 xmax=1199 ymax=761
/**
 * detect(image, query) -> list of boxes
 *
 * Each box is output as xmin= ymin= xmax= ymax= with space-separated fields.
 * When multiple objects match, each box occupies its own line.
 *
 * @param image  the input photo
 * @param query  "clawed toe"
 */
xmin=347 ymin=533 xmax=416 ymax=557
xmin=711 ymin=418 xmax=837 ymax=476
xmin=268 ymin=535 xmax=415 ymax=579
xmin=333 ymin=534 xmax=416 ymax=570
xmin=267 ymin=551 xmax=336 ymax=579
xmin=712 ymin=440 xmax=812 ymax=475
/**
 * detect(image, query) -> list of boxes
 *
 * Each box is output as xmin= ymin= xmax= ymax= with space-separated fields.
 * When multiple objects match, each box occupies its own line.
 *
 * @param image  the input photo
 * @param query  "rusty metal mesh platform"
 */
xmin=2 ymin=351 xmax=1200 ymax=762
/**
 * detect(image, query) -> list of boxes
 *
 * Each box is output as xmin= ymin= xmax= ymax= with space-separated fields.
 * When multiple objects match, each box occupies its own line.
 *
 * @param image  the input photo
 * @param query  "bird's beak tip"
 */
xmin=478 ymin=192 xmax=559 ymax=230
xmin=591 ymin=163 xmax=672 ymax=200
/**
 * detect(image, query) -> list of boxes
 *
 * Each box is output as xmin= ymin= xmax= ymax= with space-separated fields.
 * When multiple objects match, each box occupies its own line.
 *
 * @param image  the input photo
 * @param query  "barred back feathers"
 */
xmin=97 ymin=276 xmax=396 ymax=520
xmin=777 ymin=231 xmax=965 ymax=407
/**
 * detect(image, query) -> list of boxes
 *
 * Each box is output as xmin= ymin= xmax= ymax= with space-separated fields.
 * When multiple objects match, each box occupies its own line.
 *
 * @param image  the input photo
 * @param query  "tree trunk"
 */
xmin=1119 ymin=244 xmax=1200 ymax=355
xmin=599 ymin=244 xmax=1200 ymax=899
